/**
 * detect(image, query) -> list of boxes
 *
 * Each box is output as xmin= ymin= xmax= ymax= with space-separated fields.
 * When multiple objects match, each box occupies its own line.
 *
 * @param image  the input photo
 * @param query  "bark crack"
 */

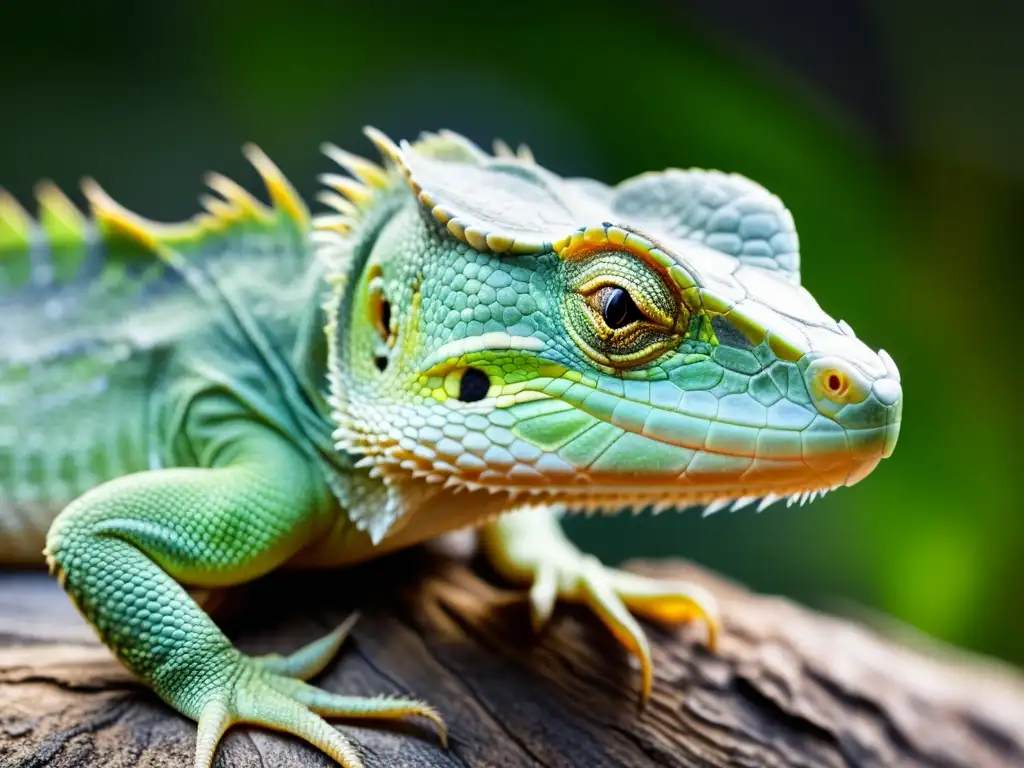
xmin=21 ymin=695 xmax=133 ymax=768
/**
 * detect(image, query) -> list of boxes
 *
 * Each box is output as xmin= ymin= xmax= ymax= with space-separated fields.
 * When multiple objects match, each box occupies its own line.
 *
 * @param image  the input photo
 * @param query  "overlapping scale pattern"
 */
xmin=325 ymin=128 xmax=902 ymax=537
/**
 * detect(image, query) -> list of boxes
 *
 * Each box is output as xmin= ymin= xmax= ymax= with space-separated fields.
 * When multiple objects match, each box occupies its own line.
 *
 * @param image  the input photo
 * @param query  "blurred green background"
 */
xmin=1 ymin=1 xmax=1020 ymax=666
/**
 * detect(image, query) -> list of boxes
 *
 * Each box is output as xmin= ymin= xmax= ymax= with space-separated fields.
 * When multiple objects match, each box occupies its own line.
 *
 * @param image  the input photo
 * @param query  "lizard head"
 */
xmin=320 ymin=129 xmax=902 ymax=543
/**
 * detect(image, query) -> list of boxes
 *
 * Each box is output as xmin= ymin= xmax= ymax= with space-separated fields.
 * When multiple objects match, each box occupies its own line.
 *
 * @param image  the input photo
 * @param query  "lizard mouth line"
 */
xmin=377 ymin=438 xmax=882 ymax=496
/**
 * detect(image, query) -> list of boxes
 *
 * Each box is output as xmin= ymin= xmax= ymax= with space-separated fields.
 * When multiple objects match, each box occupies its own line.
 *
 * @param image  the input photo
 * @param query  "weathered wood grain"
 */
xmin=1 ymin=549 xmax=1022 ymax=767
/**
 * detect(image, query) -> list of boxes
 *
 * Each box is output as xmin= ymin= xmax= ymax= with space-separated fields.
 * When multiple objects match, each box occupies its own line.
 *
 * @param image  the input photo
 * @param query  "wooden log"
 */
xmin=1 ymin=548 xmax=1022 ymax=767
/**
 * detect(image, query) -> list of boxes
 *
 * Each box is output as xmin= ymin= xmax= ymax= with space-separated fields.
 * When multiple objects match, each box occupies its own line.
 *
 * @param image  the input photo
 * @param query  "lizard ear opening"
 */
xmin=370 ymin=292 xmax=391 ymax=345
xmin=363 ymin=262 xmax=394 ymax=372
xmin=372 ymin=295 xmax=391 ymax=372
xmin=377 ymin=298 xmax=391 ymax=343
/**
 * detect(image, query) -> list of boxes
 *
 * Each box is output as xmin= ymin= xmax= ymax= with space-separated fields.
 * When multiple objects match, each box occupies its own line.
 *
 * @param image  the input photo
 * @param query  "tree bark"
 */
xmin=1 ymin=548 xmax=1022 ymax=768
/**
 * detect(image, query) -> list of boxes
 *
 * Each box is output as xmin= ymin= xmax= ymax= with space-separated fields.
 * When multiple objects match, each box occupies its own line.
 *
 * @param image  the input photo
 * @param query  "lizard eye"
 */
xmin=601 ymin=287 xmax=645 ymax=329
xmin=560 ymin=250 xmax=687 ymax=369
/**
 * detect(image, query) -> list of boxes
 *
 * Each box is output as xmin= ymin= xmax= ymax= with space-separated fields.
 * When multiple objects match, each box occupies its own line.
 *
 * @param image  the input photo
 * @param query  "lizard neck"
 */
xmin=290 ymin=482 xmax=517 ymax=568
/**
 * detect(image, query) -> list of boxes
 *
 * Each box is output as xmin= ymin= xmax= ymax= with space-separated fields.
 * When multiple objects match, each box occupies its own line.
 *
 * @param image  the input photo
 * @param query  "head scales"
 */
xmin=315 ymin=128 xmax=899 ymax=545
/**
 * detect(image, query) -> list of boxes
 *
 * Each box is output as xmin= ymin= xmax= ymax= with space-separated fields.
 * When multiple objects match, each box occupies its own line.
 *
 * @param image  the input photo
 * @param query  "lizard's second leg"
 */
xmin=45 ymin=425 xmax=444 ymax=768
xmin=480 ymin=505 xmax=719 ymax=705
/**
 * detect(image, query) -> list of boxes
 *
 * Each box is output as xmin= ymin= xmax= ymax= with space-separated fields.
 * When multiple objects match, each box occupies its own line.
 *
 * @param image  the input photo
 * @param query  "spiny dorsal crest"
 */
xmin=81 ymin=143 xmax=308 ymax=262
xmin=311 ymin=127 xmax=527 ymax=281
xmin=1 ymin=143 xmax=308 ymax=295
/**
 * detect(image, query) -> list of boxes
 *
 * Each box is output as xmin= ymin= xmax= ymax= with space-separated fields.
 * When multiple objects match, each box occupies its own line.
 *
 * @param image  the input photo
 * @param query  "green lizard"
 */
xmin=0 ymin=128 xmax=902 ymax=767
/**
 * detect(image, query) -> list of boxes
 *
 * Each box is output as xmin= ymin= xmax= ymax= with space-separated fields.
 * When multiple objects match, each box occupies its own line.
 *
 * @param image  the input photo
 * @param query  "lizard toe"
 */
xmin=191 ymin=622 xmax=446 ymax=768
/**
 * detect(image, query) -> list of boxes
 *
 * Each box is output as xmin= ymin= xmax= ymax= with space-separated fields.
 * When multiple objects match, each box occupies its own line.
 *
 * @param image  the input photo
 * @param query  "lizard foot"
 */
xmin=192 ymin=613 xmax=446 ymax=768
xmin=526 ymin=553 xmax=719 ymax=706
xmin=482 ymin=507 xmax=719 ymax=704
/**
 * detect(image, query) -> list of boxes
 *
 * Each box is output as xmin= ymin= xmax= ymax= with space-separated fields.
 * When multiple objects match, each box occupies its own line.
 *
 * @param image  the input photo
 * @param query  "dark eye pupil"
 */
xmin=602 ymin=287 xmax=642 ymax=329
xmin=458 ymin=367 xmax=490 ymax=402
xmin=379 ymin=300 xmax=391 ymax=340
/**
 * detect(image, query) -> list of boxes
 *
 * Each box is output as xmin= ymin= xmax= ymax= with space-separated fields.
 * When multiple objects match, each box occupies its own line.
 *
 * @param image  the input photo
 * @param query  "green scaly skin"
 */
xmin=0 ymin=129 xmax=903 ymax=767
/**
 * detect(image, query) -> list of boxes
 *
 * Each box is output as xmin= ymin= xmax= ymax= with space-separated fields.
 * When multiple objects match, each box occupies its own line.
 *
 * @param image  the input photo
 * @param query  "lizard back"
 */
xmin=0 ymin=151 xmax=313 ymax=563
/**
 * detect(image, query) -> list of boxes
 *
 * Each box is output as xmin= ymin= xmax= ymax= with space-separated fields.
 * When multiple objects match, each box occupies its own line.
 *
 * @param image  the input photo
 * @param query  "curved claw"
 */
xmin=578 ymin=557 xmax=654 ymax=707
xmin=608 ymin=571 xmax=721 ymax=651
xmin=528 ymin=561 xmax=558 ymax=633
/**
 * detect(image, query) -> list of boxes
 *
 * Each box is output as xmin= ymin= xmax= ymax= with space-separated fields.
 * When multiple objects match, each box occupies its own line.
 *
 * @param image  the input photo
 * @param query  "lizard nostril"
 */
xmin=820 ymin=369 xmax=849 ymax=400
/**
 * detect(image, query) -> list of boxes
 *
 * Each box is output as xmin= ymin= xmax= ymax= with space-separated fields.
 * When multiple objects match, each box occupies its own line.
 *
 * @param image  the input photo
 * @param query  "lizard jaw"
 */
xmin=393 ymin=460 xmax=869 ymax=518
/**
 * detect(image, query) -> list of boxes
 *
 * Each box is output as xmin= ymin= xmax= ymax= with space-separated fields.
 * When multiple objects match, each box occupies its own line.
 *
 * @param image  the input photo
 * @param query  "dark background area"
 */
xmin=2 ymin=1 xmax=1021 ymax=667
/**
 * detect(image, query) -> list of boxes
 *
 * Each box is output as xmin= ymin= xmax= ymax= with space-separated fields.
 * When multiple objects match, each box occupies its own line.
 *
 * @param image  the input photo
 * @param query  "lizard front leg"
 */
xmin=45 ymin=418 xmax=443 ymax=768
xmin=480 ymin=505 xmax=719 ymax=704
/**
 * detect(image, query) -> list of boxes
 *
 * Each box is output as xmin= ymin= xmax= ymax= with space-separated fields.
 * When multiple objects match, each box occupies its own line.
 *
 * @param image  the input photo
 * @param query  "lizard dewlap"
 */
xmin=0 ymin=128 xmax=902 ymax=768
